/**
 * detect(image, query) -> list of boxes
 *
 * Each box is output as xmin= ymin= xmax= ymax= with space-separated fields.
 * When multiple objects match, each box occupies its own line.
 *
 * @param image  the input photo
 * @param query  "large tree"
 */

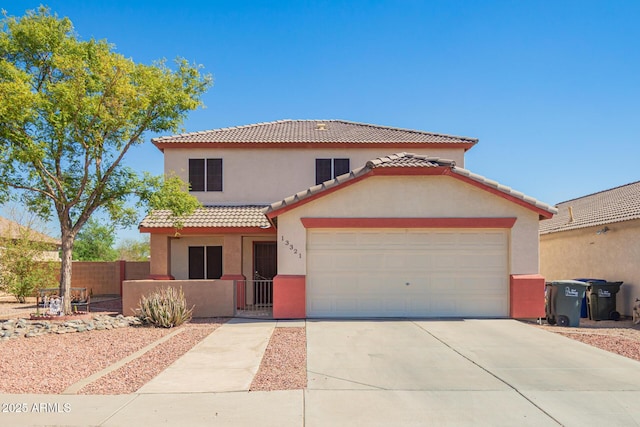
xmin=0 ymin=8 xmax=209 ymax=313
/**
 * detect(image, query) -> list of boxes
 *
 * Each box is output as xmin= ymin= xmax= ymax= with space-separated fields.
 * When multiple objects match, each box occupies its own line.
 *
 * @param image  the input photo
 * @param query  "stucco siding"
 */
xmin=276 ymin=175 xmax=540 ymax=276
xmin=163 ymin=147 xmax=465 ymax=205
xmin=540 ymin=219 xmax=640 ymax=317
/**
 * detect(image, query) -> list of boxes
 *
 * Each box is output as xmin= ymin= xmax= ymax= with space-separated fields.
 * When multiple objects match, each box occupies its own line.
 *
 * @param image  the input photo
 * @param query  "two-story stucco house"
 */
xmin=136 ymin=119 xmax=556 ymax=319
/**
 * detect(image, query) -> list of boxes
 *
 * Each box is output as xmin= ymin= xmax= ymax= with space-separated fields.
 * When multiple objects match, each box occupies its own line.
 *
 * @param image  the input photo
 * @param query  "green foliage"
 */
xmin=73 ymin=217 xmax=118 ymax=261
xmin=140 ymin=173 xmax=201 ymax=229
xmin=0 ymin=224 xmax=58 ymax=303
xmin=137 ymin=287 xmax=193 ymax=328
xmin=0 ymin=7 xmax=210 ymax=312
xmin=116 ymin=236 xmax=150 ymax=261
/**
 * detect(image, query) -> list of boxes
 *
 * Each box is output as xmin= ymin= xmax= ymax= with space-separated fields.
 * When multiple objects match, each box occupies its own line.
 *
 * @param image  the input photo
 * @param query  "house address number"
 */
xmin=281 ymin=236 xmax=303 ymax=259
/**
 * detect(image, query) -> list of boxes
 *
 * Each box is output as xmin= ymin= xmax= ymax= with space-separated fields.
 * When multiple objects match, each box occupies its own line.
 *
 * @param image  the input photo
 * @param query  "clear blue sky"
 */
xmin=6 ymin=1 xmax=640 ymax=242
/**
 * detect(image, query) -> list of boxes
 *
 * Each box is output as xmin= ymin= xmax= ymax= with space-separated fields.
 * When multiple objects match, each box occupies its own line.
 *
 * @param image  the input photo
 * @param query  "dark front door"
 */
xmin=253 ymin=242 xmax=277 ymax=304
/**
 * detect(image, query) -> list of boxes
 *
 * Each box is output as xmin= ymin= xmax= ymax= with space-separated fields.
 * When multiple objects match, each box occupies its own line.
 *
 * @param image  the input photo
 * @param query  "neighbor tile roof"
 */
xmin=152 ymin=119 xmax=478 ymax=146
xmin=265 ymin=152 xmax=557 ymax=216
xmin=539 ymin=181 xmax=640 ymax=234
xmin=139 ymin=206 xmax=271 ymax=229
xmin=0 ymin=216 xmax=60 ymax=245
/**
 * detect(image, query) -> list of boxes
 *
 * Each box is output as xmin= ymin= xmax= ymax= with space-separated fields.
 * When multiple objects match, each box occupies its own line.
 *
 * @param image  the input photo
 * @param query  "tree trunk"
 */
xmin=59 ymin=232 xmax=74 ymax=315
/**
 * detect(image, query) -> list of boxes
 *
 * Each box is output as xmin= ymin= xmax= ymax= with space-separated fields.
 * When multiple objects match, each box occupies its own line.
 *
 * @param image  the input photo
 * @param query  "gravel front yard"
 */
xmin=2 ymin=293 xmax=640 ymax=395
xmin=533 ymin=319 xmax=640 ymax=362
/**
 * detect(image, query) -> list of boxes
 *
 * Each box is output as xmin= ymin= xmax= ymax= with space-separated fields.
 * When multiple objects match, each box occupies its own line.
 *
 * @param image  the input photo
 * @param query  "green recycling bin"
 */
xmin=545 ymin=280 xmax=588 ymax=327
xmin=585 ymin=281 xmax=623 ymax=321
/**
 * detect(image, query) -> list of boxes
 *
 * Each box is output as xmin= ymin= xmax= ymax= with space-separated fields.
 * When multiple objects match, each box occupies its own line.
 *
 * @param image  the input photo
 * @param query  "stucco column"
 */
xmin=148 ymin=234 xmax=173 ymax=280
xmin=220 ymin=234 xmax=245 ymax=281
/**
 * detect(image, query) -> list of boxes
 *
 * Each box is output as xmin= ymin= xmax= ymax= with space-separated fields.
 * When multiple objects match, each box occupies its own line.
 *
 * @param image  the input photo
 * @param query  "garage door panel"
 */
xmin=307 ymin=229 xmax=509 ymax=318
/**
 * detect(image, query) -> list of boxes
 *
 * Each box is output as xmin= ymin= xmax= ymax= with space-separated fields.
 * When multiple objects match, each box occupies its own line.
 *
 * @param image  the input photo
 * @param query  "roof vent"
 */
xmin=568 ymin=206 xmax=574 ymax=223
xmin=315 ymin=122 xmax=327 ymax=131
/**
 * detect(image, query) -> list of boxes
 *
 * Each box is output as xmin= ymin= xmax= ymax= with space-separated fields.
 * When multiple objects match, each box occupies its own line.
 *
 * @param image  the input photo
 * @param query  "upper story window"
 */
xmin=315 ymin=158 xmax=350 ymax=185
xmin=189 ymin=158 xmax=222 ymax=192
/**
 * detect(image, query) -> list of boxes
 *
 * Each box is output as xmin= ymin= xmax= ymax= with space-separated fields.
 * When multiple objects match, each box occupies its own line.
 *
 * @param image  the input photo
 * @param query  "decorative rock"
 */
xmin=0 ymin=314 xmax=145 ymax=340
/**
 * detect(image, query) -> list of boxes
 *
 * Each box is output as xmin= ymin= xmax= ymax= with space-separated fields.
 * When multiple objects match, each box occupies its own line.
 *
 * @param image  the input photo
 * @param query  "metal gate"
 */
xmin=235 ymin=278 xmax=273 ymax=318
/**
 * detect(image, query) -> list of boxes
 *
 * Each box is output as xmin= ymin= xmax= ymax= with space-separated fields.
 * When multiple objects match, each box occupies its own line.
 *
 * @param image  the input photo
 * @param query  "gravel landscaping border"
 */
xmin=250 ymin=327 xmax=307 ymax=391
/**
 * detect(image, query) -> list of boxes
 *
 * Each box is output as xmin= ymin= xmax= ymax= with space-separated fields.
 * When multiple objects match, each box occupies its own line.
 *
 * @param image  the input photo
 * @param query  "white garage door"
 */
xmin=306 ymin=229 xmax=509 ymax=318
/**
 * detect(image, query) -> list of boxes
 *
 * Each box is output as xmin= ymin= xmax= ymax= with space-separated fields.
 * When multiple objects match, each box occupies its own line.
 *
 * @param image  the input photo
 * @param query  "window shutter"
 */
xmin=188 ymin=247 xmax=205 ymax=279
xmin=189 ymin=159 xmax=205 ymax=192
xmin=334 ymin=158 xmax=350 ymax=178
xmin=316 ymin=159 xmax=332 ymax=185
xmin=206 ymin=246 xmax=223 ymax=279
xmin=207 ymin=158 xmax=223 ymax=192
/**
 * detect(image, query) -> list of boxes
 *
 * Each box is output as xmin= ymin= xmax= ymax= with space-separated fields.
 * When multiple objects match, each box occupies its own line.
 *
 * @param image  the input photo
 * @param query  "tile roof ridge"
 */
xmin=151 ymin=120 xmax=297 ymax=142
xmin=152 ymin=119 xmax=479 ymax=143
xmin=556 ymin=180 xmax=640 ymax=206
xmin=452 ymin=167 xmax=557 ymax=214
xmin=322 ymin=120 xmax=478 ymax=142
xmin=366 ymin=152 xmax=456 ymax=168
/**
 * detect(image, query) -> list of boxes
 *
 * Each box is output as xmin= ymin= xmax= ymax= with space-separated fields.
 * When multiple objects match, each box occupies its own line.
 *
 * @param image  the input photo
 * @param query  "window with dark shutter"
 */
xmin=206 ymin=246 xmax=223 ymax=279
xmin=207 ymin=159 xmax=223 ymax=192
xmin=316 ymin=158 xmax=332 ymax=185
xmin=334 ymin=158 xmax=350 ymax=178
xmin=189 ymin=159 xmax=205 ymax=192
xmin=188 ymin=246 xmax=205 ymax=279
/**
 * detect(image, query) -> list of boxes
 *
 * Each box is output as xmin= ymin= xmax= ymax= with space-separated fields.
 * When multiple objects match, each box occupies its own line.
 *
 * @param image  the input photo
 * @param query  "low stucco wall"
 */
xmin=122 ymin=279 xmax=235 ymax=318
xmin=540 ymin=219 xmax=640 ymax=317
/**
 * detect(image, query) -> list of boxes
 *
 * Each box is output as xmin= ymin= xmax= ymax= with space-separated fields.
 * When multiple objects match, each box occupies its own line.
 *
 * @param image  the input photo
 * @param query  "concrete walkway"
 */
xmin=3 ymin=319 xmax=640 ymax=426
xmin=138 ymin=318 xmax=276 ymax=393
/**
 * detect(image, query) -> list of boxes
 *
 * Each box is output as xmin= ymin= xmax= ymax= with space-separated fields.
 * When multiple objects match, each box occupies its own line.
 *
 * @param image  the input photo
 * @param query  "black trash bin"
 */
xmin=545 ymin=280 xmax=588 ymax=327
xmin=585 ymin=281 xmax=623 ymax=321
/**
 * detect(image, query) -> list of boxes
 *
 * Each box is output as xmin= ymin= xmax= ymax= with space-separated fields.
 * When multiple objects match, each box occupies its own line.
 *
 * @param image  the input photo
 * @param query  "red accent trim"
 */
xmin=446 ymin=170 xmax=554 ymax=219
xmin=148 ymin=274 xmax=175 ymax=280
xmin=273 ymin=275 xmax=306 ymax=319
xmin=139 ymin=227 xmax=275 ymax=235
xmin=266 ymin=173 xmax=370 ymax=219
xmin=220 ymin=274 xmax=246 ymax=281
xmin=266 ymin=166 xmax=552 ymax=220
xmin=154 ymin=141 xmax=476 ymax=151
xmin=510 ymin=274 xmax=546 ymax=318
xmin=301 ymin=217 xmax=517 ymax=229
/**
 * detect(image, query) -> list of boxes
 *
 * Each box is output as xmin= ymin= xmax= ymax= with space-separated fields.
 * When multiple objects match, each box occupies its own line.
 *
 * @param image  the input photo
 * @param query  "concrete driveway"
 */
xmin=306 ymin=319 xmax=640 ymax=426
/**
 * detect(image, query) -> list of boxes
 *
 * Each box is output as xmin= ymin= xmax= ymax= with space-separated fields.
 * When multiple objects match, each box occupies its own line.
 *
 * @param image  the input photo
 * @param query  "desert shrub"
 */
xmin=137 ymin=286 xmax=193 ymax=328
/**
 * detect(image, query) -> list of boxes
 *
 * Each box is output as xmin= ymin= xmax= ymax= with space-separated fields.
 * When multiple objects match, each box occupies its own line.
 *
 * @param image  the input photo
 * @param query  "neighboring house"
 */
xmin=0 ymin=216 xmax=61 ymax=261
xmin=139 ymin=119 xmax=556 ymax=319
xmin=540 ymin=181 xmax=640 ymax=317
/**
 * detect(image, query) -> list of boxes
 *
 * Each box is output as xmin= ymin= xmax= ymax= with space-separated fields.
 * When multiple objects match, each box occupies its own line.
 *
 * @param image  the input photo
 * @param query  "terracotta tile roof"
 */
xmin=539 ymin=181 xmax=640 ymax=235
xmin=152 ymin=120 xmax=478 ymax=146
xmin=265 ymin=152 xmax=557 ymax=217
xmin=139 ymin=206 xmax=271 ymax=229
xmin=0 ymin=216 xmax=60 ymax=245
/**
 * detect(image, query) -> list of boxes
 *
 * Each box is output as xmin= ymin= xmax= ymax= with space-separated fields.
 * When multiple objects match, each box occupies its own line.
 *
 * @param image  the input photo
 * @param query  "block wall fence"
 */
xmin=44 ymin=261 xmax=150 ymax=296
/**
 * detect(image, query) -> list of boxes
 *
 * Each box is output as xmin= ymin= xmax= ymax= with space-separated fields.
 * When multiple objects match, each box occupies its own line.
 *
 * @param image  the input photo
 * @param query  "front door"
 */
xmin=253 ymin=242 xmax=277 ymax=304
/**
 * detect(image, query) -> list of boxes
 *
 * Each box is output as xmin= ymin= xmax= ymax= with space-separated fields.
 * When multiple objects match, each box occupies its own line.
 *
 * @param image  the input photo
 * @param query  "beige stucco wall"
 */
xmin=168 ymin=234 xmax=277 ymax=281
xmin=163 ymin=147 xmax=466 ymax=205
xmin=122 ymin=279 xmax=235 ymax=318
xmin=276 ymin=175 xmax=541 ymax=276
xmin=540 ymin=219 xmax=640 ymax=316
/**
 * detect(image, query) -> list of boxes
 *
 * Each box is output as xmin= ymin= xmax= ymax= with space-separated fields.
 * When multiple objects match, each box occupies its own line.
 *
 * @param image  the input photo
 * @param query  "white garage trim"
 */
xmin=306 ymin=228 xmax=509 ymax=318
